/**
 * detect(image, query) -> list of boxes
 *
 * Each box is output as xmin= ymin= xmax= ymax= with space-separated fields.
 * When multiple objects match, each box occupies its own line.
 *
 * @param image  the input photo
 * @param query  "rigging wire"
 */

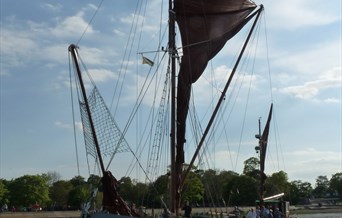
xmin=110 ymin=0 xmax=141 ymax=116
xmin=233 ymin=12 xmax=263 ymax=172
xmin=69 ymin=52 xmax=81 ymax=177
xmin=76 ymin=0 xmax=104 ymax=46
xmin=262 ymin=10 xmax=286 ymax=172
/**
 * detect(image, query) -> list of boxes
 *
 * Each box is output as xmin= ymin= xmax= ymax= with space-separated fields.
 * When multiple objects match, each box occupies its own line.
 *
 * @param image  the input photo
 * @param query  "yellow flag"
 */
xmin=142 ymin=56 xmax=154 ymax=66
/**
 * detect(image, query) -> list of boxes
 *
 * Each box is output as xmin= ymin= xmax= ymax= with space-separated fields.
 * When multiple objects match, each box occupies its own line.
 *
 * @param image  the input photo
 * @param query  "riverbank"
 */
xmin=0 ymin=206 xmax=341 ymax=218
xmin=0 ymin=211 xmax=79 ymax=218
xmin=290 ymin=205 xmax=342 ymax=214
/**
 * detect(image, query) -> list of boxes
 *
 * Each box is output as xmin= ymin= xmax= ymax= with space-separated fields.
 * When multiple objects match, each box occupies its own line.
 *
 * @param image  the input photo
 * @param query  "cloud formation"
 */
xmin=280 ymin=67 xmax=341 ymax=101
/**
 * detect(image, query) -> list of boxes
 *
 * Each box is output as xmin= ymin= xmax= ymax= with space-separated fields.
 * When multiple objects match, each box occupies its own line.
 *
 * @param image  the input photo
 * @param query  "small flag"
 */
xmin=142 ymin=56 xmax=154 ymax=66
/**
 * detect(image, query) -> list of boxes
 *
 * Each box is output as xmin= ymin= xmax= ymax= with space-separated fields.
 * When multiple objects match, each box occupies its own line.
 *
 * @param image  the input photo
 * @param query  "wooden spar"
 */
xmin=169 ymin=0 xmax=178 ymax=215
xmin=68 ymin=44 xmax=106 ymax=175
xmin=180 ymin=5 xmax=264 ymax=191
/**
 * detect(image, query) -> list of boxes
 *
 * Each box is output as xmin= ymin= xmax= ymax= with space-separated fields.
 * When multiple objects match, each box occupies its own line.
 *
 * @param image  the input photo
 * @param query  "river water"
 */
xmin=294 ymin=213 xmax=342 ymax=218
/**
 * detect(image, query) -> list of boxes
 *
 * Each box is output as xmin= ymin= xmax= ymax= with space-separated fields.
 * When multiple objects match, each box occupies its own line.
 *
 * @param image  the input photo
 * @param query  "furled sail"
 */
xmin=260 ymin=103 xmax=273 ymax=173
xmin=174 ymin=0 xmax=257 ymax=164
xmin=259 ymin=103 xmax=273 ymax=199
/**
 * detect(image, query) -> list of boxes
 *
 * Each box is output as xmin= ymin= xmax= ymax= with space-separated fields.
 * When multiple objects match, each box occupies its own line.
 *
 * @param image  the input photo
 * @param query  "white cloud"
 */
xmin=55 ymin=121 xmax=72 ymax=129
xmin=51 ymin=12 xmax=95 ymax=38
xmin=120 ymin=13 xmax=142 ymax=25
xmin=284 ymin=148 xmax=341 ymax=184
xmin=280 ymin=67 xmax=341 ymax=100
xmin=273 ymin=40 xmax=341 ymax=77
xmin=193 ymin=64 xmax=259 ymax=106
xmin=87 ymin=3 xmax=98 ymax=11
xmin=261 ymin=0 xmax=341 ymax=30
xmin=76 ymin=46 xmax=117 ymax=66
xmin=87 ymin=69 xmax=118 ymax=83
xmin=113 ymin=29 xmax=125 ymax=37
xmin=0 ymin=29 xmax=38 ymax=67
xmin=324 ymin=98 xmax=340 ymax=103
xmin=41 ymin=3 xmax=62 ymax=11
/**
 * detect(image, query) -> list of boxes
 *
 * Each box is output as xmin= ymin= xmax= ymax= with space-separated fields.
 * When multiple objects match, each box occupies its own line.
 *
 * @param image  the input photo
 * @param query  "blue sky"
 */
xmin=1 ymin=0 xmax=341 ymax=186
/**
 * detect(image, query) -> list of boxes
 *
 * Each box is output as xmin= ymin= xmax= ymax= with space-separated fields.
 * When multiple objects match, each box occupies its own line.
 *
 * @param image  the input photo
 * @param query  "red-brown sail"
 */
xmin=260 ymin=104 xmax=273 ymax=174
xmin=174 ymin=0 xmax=257 ymax=165
xmin=259 ymin=103 xmax=273 ymax=201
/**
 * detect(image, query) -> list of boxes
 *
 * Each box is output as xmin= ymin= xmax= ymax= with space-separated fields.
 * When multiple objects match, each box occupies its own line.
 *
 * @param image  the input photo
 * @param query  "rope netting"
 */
xmin=79 ymin=86 xmax=131 ymax=159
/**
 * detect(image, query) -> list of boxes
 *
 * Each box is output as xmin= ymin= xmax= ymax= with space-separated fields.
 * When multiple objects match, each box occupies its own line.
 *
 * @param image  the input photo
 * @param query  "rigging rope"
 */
xmin=69 ymin=51 xmax=81 ymax=177
xmin=262 ymin=9 xmax=286 ymax=172
xmin=76 ymin=0 xmax=104 ymax=46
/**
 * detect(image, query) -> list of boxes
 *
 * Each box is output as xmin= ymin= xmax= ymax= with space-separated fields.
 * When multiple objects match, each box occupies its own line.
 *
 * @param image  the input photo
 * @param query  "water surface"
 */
xmin=295 ymin=213 xmax=342 ymax=218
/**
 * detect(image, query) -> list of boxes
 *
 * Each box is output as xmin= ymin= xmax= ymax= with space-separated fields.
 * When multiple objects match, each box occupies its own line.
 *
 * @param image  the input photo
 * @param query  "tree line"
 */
xmin=0 ymin=157 xmax=341 ymax=211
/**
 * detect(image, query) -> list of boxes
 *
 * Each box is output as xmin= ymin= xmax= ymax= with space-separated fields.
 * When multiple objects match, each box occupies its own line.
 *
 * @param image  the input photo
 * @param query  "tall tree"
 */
xmin=67 ymin=176 xmax=88 ymax=209
xmin=151 ymin=174 xmax=169 ymax=207
xmin=131 ymin=182 xmax=149 ymax=207
xmin=243 ymin=157 xmax=260 ymax=180
xmin=8 ymin=175 xmax=50 ymax=208
xmin=329 ymin=172 xmax=342 ymax=196
xmin=200 ymin=169 xmax=219 ymax=206
xmin=0 ymin=179 xmax=9 ymax=206
xmin=49 ymin=180 xmax=73 ymax=210
xmin=70 ymin=176 xmax=86 ymax=187
xmin=117 ymin=177 xmax=134 ymax=202
xmin=289 ymin=180 xmax=313 ymax=204
xmin=68 ymin=185 xmax=89 ymax=209
xmin=265 ymin=171 xmax=290 ymax=198
xmin=313 ymin=175 xmax=329 ymax=198
xmin=182 ymin=171 xmax=204 ymax=205
xmin=41 ymin=171 xmax=61 ymax=187
xmin=223 ymin=174 xmax=258 ymax=206
xmin=87 ymin=174 xmax=101 ymax=188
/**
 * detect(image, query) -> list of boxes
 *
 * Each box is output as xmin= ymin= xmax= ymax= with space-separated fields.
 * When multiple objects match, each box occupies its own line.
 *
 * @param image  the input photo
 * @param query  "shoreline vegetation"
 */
xmin=0 ymin=206 xmax=341 ymax=218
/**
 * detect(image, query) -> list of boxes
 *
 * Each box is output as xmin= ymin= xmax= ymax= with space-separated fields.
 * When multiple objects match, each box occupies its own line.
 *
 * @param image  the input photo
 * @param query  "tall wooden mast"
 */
xmin=256 ymin=117 xmax=264 ymax=203
xmin=69 ymin=44 xmax=106 ymax=175
xmin=169 ymin=0 xmax=178 ymax=214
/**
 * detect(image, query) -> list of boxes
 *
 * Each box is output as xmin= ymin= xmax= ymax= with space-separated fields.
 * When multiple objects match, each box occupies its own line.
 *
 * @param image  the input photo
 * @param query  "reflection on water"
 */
xmin=294 ymin=213 xmax=342 ymax=218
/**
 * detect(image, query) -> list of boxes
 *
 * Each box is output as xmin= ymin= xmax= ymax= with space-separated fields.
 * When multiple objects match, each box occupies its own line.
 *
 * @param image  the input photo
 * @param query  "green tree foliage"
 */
xmin=265 ymin=171 xmax=290 ymax=198
xmin=148 ymin=174 xmax=169 ymax=207
xmin=41 ymin=171 xmax=61 ymax=187
xmin=313 ymin=175 xmax=329 ymax=198
xmin=289 ymin=180 xmax=313 ymax=204
xmin=67 ymin=176 xmax=88 ymax=209
xmin=182 ymin=172 xmax=204 ymax=204
xmin=1 ymin=167 xmax=341 ymax=209
xmin=0 ymin=179 xmax=9 ymax=205
xmin=8 ymin=175 xmax=50 ymax=208
xmin=223 ymin=174 xmax=258 ymax=206
xmin=70 ymin=175 xmax=86 ymax=187
xmin=243 ymin=157 xmax=260 ymax=180
xmin=68 ymin=184 xmax=89 ymax=209
xmin=49 ymin=180 xmax=73 ymax=210
xmin=131 ymin=181 xmax=149 ymax=206
xmin=87 ymin=174 xmax=101 ymax=188
xmin=200 ymin=169 xmax=218 ymax=206
xmin=118 ymin=177 xmax=134 ymax=202
xmin=330 ymin=172 xmax=342 ymax=196
xmin=201 ymin=170 xmax=238 ymax=207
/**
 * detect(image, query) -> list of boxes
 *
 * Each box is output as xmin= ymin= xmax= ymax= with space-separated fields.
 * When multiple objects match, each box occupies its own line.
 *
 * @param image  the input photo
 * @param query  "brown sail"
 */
xmin=260 ymin=104 xmax=273 ymax=173
xmin=259 ymin=103 xmax=273 ymax=201
xmin=174 ymin=0 xmax=257 ymax=165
